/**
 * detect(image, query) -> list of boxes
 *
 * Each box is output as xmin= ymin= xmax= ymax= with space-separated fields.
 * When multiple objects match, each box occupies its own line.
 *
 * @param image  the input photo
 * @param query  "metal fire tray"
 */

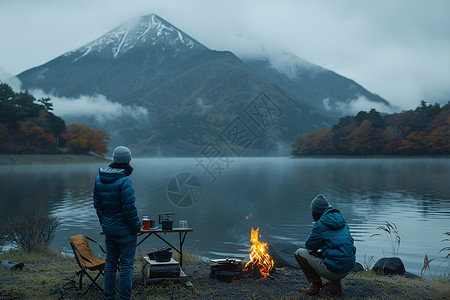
xmin=209 ymin=258 xmax=244 ymax=265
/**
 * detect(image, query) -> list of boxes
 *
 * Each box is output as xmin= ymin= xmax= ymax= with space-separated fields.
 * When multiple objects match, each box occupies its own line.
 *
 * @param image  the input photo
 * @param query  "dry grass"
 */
xmin=370 ymin=221 xmax=401 ymax=257
xmin=348 ymin=271 xmax=450 ymax=299
xmin=0 ymin=248 xmax=85 ymax=299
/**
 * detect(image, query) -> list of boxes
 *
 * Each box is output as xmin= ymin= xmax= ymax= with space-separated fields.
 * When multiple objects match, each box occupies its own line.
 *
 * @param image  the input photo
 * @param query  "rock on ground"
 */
xmin=267 ymin=241 xmax=304 ymax=269
xmin=372 ymin=257 xmax=405 ymax=275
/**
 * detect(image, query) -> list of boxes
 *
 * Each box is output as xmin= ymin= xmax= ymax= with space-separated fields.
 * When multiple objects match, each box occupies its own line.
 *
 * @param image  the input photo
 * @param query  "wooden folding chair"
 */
xmin=69 ymin=234 xmax=106 ymax=295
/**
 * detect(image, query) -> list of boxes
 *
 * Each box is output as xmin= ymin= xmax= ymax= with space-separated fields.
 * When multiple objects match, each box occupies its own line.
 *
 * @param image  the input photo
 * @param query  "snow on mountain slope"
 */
xmin=68 ymin=14 xmax=205 ymax=62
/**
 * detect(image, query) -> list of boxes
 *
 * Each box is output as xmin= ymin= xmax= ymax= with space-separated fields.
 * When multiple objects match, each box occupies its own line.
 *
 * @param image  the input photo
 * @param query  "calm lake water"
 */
xmin=1 ymin=157 xmax=449 ymax=277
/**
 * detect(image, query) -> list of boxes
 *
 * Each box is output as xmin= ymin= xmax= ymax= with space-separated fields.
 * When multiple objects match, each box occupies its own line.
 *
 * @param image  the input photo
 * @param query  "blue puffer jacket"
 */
xmin=93 ymin=168 xmax=141 ymax=237
xmin=305 ymin=208 xmax=356 ymax=273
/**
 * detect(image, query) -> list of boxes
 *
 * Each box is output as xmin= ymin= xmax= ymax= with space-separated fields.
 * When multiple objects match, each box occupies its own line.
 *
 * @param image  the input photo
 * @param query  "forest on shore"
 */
xmin=0 ymin=83 xmax=109 ymax=156
xmin=291 ymin=101 xmax=450 ymax=156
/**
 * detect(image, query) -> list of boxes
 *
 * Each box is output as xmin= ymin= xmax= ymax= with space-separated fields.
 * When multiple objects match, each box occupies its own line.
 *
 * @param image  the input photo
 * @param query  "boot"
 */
xmin=294 ymin=254 xmax=321 ymax=282
xmin=295 ymin=252 xmax=323 ymax=295
xmin=323 ymin=280 xmax=342 ymax=295
xmin=300 ymin=281 xmax=322 ymax=295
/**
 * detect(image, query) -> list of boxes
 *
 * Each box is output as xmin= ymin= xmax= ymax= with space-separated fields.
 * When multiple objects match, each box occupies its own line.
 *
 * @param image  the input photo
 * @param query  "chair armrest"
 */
xmin=85 ymin=236 xmax=106 ymax=254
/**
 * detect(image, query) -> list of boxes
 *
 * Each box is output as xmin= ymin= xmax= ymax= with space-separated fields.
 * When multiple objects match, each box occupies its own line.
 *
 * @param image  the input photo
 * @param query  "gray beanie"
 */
xmin=310 ymin=194 xmax=330 ymax=213
xmin=113 ymin=146 xmax=132 ymax=163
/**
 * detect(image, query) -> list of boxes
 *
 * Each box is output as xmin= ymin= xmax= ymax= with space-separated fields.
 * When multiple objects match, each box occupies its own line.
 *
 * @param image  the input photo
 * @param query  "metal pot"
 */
xmin=159 ymin=213 xmax=175 ymax=230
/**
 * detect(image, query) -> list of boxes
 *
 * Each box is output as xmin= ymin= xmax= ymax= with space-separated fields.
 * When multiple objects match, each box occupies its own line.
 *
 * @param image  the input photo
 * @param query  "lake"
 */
xmin=1 ymin=157 xmax=449 ymax=277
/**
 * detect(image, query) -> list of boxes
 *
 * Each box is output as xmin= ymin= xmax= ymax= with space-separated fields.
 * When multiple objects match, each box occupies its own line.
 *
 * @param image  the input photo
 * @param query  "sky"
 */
xmin=1 ymin=0 xmax=450 ymax=111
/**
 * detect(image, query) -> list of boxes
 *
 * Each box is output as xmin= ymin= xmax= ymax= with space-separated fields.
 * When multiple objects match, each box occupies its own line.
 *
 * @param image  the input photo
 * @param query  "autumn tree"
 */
xmin=19 ymin=120 xmax=56 ymax=148
xmin=1 ymin=82 xmax=111 ymax=155
xmin=291 ymin=128 xmax=334 ymax=155
xmin=399 ymin=131 xmax=429 ymax=154
xmin=61 ymin=124 xmax=110 ymax=156
xmin=383 ymin=126 xmax=403 ymax=154
xmin=427 ymin=109 xmax=450 ymax=154
xmin=349 ymin=119 xmax=374 ymax=155
xmin=291 ymin=101 xmax=450 ymax=156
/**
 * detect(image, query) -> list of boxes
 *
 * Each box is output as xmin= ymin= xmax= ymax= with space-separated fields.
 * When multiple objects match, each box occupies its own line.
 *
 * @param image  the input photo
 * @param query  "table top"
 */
xmin=139 ymin=228 xmax=194 ymax=233
xmin=100 ymin=228 xmax=193 ymax=235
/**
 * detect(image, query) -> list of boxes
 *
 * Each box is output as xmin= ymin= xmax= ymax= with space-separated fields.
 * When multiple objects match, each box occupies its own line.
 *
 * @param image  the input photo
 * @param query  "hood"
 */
xmin=98 ymin=167 xmax=127 ymax=184
xmin=319 ymin=208 xmax=346 ymax=230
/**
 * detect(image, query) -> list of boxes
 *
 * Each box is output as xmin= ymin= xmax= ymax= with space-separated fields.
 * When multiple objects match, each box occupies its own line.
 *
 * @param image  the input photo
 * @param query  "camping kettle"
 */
xmin=159 ymin=213 xmax=175 ymax=230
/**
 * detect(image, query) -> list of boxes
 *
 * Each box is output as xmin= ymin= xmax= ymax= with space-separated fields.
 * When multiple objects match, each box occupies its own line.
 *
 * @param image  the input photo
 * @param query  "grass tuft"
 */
xmin=370 ymin=221 xmax=401 ymax=257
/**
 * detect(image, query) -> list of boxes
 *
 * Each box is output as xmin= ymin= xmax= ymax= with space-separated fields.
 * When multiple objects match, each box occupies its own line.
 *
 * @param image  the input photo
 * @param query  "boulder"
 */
xmin=267 ymin=241 xmax=304 ymax=268
xmin=1 ymin=260 xmax=24 ymax=270
xmin=351 ymin=262 xmax=364 ymax=272
xmin=372 ymin=257 xmax=405 ymax=275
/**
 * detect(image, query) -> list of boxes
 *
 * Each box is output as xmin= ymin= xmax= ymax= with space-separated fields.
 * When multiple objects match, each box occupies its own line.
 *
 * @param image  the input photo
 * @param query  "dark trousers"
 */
xmin=104 ymin=234 xmax=137 ymax=300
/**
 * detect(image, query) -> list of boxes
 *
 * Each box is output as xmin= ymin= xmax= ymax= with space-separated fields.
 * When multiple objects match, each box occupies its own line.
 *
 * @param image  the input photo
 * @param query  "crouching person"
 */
xmin=295 ymin=194 xmax=356 ymax=296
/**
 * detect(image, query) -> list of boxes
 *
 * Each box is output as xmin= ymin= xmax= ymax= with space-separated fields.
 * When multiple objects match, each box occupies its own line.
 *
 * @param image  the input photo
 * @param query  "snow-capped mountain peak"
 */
xmin=69 ymin=14 xmax=204 ymax=61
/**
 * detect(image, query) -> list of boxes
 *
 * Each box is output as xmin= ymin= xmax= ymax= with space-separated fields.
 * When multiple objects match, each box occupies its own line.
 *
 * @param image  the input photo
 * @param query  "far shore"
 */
xmin=290 ymin=154 xmax=450 ymax=159
xmin=2 ymin=154 xmax=448 ymax=165
xmin=0 ymin=154 xmax=111 ymax=165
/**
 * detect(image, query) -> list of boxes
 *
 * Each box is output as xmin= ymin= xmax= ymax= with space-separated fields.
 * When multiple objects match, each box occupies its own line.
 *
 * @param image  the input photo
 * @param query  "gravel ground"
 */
xmin=127 ymin=261 xmax=449 ymax=300
xmin=1 ymin=258 xmax=449 ymax=299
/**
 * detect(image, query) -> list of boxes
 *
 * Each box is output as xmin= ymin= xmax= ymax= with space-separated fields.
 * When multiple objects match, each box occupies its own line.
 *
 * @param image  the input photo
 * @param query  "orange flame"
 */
xmin=243 ymin=227 xmax=274 ymax=278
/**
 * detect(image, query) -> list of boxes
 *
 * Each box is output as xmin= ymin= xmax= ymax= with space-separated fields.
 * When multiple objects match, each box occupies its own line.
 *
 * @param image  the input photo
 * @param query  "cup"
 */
xmin=179 ymin=220 xmax=188 ymax=228
xmin=142 ymin=216 xmax=150 ymax=230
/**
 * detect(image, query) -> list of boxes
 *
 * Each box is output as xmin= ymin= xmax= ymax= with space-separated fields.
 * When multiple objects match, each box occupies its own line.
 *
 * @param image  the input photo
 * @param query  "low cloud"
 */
xmin=31 ymin=89 xmax=149 ymax=124
xmin=0 ymin=68 xmax=22 ymax=91
xmin=3 ymin=1 xmax=450 ymax=111
xmin=195 ymin=97 xmax=210 ymax=111
xmin=265 ymin=51 xmax=322 ymax=79
xmin=323 ymin=95 xmax=394 ymax=116
xmin=0 ymin=75 xmax=149 ymax=124
xmin=336 ymin=95 xmax=394 ymax=115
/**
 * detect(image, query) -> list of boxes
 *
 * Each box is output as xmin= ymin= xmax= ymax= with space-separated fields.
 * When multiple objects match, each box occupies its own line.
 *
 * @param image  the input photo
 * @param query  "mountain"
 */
xmin=19 ymin=14 xmax=208 ymax=101
xmin=243 ymin=53 xmax=391 ymax=118
xmin=17 ymin=14 xmax=388 ymax=156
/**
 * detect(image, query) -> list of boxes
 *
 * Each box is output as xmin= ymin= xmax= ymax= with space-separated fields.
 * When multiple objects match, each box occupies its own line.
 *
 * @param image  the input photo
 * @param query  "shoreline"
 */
xmin=2 ymin=154 xmax=448 ymax=165
xmin=290 ymin=154 xmax=450 ymax=159
xmin=0 ymin=154 xmax=111 ymax=165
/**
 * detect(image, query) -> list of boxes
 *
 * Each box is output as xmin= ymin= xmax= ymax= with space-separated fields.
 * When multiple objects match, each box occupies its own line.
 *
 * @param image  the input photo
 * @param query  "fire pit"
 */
xmin=209 ymin=227 xmax=276 ymax=282
xmin=242 ymin=227 xmax=275 ymax=278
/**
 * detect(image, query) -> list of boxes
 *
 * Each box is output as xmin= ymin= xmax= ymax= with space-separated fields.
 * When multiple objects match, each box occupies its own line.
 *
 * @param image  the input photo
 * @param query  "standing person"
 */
xmin=93 ymin=146 xmax=142 ymax=300
xmin=294 ymin=194 xmax=356 ymax=296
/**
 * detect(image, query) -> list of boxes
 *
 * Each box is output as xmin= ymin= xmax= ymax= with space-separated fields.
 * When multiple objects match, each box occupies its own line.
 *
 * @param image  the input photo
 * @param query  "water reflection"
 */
xmin=1 ymin=158 xmax=449 ymax=276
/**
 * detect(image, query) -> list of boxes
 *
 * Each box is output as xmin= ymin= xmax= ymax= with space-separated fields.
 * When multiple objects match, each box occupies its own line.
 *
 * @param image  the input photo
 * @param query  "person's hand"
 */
xmin=309 ymin=251 xmax=324 ymax=258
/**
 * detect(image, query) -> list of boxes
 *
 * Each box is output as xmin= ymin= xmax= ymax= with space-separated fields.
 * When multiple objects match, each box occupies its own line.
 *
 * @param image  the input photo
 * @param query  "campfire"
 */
xmin=242 ymin=227 xmax=275 ymax=278
xmin=209 ymin=227 xmax=275 ymax=282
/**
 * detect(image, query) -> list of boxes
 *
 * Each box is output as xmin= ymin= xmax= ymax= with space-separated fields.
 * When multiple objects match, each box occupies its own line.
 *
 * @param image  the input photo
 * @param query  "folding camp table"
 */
xmin=137 ymin=228 xmax=193 ymax=268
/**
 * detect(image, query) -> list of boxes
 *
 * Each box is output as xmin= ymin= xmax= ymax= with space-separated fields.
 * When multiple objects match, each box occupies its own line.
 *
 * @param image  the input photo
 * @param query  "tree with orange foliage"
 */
xmin=427 ymin=110 xmax=450 ymax=154
xmin=383 ymin=126 xmax=403 ymax=154
xmin=292 ymin=128 xmax=334 ymax=155
xmin=349 ymin=119 xmax=374 ymax=155
xmin=61 ymin=124 xmax=110 ymax=156
xmin=19 ymin=120 xmax=56 ymax=149
xmin=310 ymin=128 xmax=334 ymax=154
xmin=291 ymin=101 xmax=450 ymax=156
xmin=399 ymin=131 xmax=429 ymax=154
